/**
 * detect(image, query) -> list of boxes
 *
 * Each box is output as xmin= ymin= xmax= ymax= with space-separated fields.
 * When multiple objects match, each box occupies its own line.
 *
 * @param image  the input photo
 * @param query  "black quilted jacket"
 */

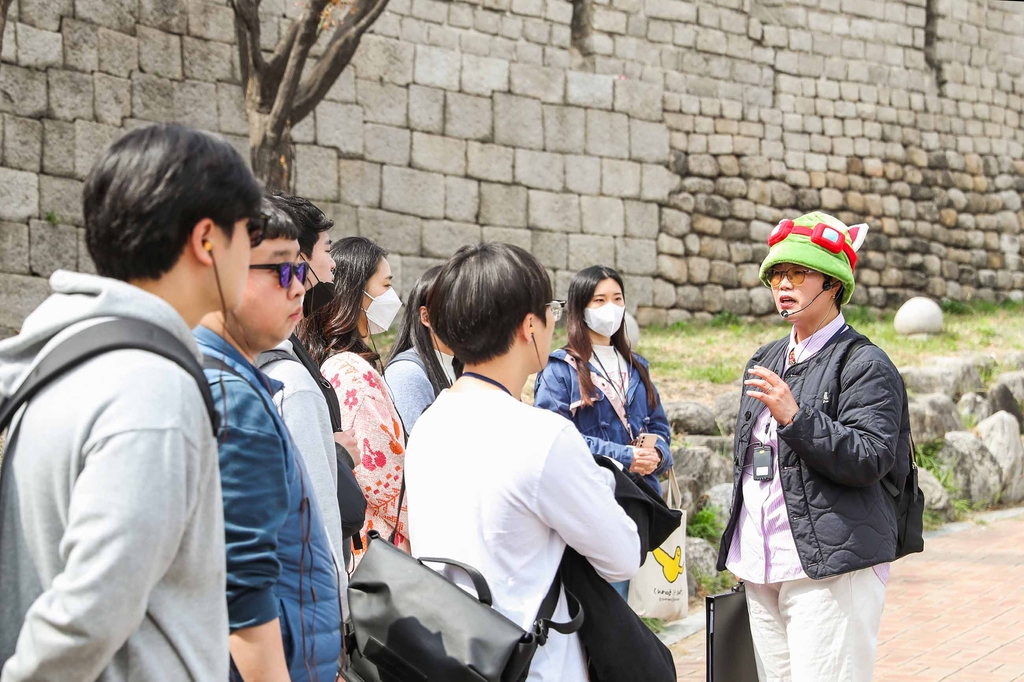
xmin=716 ymin=326 xmax=912 ymax=579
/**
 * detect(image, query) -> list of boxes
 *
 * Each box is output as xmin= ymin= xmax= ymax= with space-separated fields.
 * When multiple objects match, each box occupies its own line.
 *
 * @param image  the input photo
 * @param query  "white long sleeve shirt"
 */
xmin=405 ymin=388 xmax=641 ymax=681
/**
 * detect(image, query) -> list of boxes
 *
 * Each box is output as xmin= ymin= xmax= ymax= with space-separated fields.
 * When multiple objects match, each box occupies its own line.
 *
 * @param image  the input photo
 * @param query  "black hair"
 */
xmin=564 ymin=265 xmax=658 ymax=410
xmin=83 ymin=124 xmax=261 ymax=281
xmin=266 ymin=191 xmax=333 ymax=257
xmin=260 ymin=195 xmax=300 ymax=243
xmin=387 ymin=266 xmax=462 ymax=397
xmin=297 ymin=236 xmax=388 ymax=368
xmin=428 ymin=243 xmax=552 ymax=366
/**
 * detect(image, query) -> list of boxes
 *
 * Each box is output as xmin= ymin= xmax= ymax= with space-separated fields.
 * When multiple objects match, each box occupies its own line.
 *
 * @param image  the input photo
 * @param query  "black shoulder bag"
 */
xmin=344 ymin=530 xmax=583 ymax=682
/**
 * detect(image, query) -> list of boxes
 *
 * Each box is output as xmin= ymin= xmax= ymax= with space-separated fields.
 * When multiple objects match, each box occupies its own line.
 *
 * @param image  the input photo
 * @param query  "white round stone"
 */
xmin=893 ymin=296 xmax=944 ymax=336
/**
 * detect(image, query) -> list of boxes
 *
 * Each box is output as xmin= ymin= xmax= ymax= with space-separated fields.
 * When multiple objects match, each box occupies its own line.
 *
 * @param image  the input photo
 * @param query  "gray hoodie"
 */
xmin=256 ymin=339 xmax=349 ymax=616
xmin=0 ymin=271 xmax=228 ymax=682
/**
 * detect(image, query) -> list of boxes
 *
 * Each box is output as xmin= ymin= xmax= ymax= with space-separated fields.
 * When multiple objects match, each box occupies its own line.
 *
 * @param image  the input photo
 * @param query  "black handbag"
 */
xmin=706 ymin=582 xmax=758 ymax=682
xmin=345 ymin=531 xmax=583 ymax=682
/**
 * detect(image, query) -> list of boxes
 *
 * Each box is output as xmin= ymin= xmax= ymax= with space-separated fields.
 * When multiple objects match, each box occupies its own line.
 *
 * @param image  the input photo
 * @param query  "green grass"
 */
xmin=692 ymin=569 xmax=737 ymax=598
xmin=686 ymin=506 xmax=725 ymax=545
xmin=642 ymin=617 xmax=667 ymax=634
xmin=916 ymin=441 xmax=982 ymax=528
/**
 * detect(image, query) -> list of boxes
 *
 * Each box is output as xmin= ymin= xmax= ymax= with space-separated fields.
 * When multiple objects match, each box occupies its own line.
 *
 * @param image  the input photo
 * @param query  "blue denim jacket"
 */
xmin=534 ymin=348 xmax=673 ymax=494
xmin=194 ymin=327 xmax=342 ymax=682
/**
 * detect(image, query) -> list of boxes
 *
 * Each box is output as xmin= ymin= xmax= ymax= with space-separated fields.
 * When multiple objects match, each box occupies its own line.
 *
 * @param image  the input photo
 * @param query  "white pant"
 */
xmin=744 ymin=568 xmax=886 ymax=682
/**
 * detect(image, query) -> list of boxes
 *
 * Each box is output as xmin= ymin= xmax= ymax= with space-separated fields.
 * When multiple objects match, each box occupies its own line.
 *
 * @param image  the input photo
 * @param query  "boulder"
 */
xmin=975 ymin=411 xmax=1024 ymax=503
xmin=900 ymin=359 xmax=984 ymax=399
xmin=893 ymin=296 xmax=944 ymax=335
xmin=713 ymin=391 xmax=742 ymax=436
xmin=702 ymin=482 xmax=734 ymax=528
xmin=958 ymin=392 xmax=992 ymax=428
xmin=1004 ymin=351 xmax=1024 ymax=370
xmin=624 ymin=311 xmax=640 ymax=347
xmin=909 ymin=393 xmax=964 ymax=444
xmin=685 ymin=536 xmax=720 ymax=597
xmin=672 ymin=445 xmax=732 ymax=512
xmin=993 ymin=371 xmax=1024 ymax=404
xmin=986 ymin=383 xmax=1023 ymax=433
xmin=935 ymin=431 xmax=1003 ymax=505
xmin=917 ymin=466 xmax=954 ymax=522
xmin=683 ymin=435 xmax=733 ymax=458
xmin=664 ymin=401 xmax=719 ymax=436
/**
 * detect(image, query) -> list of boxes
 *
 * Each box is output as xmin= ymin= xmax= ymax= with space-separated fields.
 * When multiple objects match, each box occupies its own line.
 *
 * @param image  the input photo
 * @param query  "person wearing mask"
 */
xmin=383 ymin=266 xmax=461 ymax=434
xmin=0 ymin=124 xmax=258 ymax=682
xmin=254 ymin=192 xmax=366 ymax=613
xmin=533 ymin=265 xmax=673 ymax=599
xmin=195 ymin=200 xmax=342 ymax=682
xmin=717 ymin=212 xmax=911 ymax=682
xmin=404 ymin=243 xmax=641 ymax=682
xmin=298 ymin=237 xmax=408 ymax=559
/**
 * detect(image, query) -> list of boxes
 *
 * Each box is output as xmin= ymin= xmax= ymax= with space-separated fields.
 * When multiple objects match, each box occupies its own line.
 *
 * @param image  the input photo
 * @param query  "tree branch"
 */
xmin=267 ymin=0 xmax=331 ymax=136
xmin=291 ymin=0 xmax=393 ymax=123
xmin=230 ymin=0 xmax=267 ymax=99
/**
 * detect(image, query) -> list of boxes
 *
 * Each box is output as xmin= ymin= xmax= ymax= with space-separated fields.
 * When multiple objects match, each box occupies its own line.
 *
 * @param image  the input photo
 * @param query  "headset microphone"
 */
xmin=779 ymin=286 xmax=829 ymax=319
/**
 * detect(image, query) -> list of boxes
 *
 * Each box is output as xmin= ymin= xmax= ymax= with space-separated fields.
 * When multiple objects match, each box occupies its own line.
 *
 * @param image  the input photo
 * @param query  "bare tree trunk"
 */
xmin=250 ymin=112 xmax=292 ymax=191
xmin=0 ymin=0 xmax=13 ymax=58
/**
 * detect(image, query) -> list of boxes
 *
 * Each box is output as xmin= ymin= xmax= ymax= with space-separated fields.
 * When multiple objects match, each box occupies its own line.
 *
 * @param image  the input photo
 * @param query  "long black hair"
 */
xmin=564 ymin=265 xmax=658 ymax=410
xmin=386 ymin=266 xmax=461 ymax=397
xmin=297 ymin=236 xmax=387 ymax=369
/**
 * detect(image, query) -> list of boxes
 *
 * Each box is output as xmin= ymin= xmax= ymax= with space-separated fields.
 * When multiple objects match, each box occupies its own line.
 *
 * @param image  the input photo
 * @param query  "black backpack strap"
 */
xmin=531 ymin=573 xmax=583 ymax=645
xmin=289 ymin=335 xmax=343 ymax=433
xmin=0 ymin=318 xmax=218 ymax=437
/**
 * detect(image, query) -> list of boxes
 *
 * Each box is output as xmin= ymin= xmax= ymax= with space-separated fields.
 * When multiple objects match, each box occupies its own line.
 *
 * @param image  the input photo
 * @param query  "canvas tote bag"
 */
xmin=627 ymin=469 xmax=688 ymax=621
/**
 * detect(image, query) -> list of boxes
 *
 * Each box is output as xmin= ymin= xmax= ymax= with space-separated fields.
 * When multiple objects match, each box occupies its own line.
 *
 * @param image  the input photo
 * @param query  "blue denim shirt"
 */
xmin=534 ymin=348 xmax=673 ymax=494
xmin=194 ymin=327 xmax=342 ymax=682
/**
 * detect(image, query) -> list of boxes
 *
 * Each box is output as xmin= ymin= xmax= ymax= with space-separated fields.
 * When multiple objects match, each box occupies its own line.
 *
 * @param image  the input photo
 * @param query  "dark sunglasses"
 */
xmin=246 ymin=212 xmax=268 ymax=248
xmin=250 ymin=261 xmax=308 ymax=288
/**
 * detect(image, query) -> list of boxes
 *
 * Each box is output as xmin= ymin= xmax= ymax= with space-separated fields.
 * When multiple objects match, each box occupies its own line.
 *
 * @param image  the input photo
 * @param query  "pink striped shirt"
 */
xmin=725 ymin=314 xmax=890 ymax=586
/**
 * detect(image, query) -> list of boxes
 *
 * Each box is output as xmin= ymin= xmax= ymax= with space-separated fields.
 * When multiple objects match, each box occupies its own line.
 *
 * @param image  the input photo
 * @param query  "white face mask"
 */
xmin=363 ymin=288 xmax=402 ymax=335
xmin=584 ymin=302 xmax=626 ymax=339
xmin=434 ymin=349 xmax=457 ymax=385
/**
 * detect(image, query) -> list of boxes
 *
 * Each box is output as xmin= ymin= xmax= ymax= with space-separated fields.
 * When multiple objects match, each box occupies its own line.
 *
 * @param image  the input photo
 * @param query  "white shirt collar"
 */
xmin=786 ymin=313 xmax=847 ymax=367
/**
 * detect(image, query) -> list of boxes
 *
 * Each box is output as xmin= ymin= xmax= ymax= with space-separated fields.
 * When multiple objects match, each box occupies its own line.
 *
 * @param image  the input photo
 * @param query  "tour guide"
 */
xmin=717 ymin=211 xmax=912 ymax=682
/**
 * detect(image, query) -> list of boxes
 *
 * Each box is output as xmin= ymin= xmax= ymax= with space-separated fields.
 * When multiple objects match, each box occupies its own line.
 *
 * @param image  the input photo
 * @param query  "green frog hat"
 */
xmin=758 ymin=212 xmax=868 ymax=305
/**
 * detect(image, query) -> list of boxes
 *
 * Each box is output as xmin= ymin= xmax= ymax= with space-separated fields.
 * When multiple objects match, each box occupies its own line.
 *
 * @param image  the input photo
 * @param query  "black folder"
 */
xmin=706 ymin=583 xmax=758 ymax=682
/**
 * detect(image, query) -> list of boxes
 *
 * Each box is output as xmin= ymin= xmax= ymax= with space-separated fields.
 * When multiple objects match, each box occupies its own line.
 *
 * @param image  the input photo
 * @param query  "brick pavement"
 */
xmin=672 ymin=513 xmax=1024 ymax=681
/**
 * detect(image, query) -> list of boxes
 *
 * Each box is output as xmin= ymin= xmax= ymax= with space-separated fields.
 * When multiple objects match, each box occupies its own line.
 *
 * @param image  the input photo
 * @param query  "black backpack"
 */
xmin=840 ymin=339 xmax=925 ymax=559
xmin=0 ymin=317 xmax=219 ymax=480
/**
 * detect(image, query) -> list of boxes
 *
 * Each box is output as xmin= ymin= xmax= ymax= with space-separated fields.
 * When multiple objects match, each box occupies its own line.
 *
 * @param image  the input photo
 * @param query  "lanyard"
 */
xmin=593 ymin=350 xmax=628 ymax=404
xmin=462 ymin=372 xmax=514 ymax=398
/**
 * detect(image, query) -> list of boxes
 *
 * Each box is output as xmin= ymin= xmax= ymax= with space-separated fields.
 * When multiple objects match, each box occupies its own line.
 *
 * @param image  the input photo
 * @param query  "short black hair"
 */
xmin=83 ymin=124 xmax=262 ymax=281
xmin=428 ymin=243 xmax=552 ymax=365
xmin=260 ymin=195 xmax=300 ymax=243
xmin=266 ymin=192 xmax=333 ymax=257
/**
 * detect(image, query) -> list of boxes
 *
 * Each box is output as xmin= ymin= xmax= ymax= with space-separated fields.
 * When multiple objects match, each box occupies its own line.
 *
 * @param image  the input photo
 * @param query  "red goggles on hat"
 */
xmin=767 ymin=219 xmax=858 ymax=270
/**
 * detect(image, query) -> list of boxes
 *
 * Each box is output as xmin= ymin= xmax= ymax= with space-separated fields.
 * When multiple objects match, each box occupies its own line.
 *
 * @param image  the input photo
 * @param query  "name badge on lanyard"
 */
xmin=752 ymin=445 xmax=774 ymax=481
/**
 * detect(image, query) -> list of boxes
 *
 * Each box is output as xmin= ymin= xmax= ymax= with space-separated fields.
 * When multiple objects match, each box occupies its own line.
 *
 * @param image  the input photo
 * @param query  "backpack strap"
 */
xmin=837 ymin=337 xmax=913 ymax=499
xmin=531 ymin=573 xmax=584 ymax=646
xmin=386 ymin=348 xmax=427 ymax=375
xmin=0 ymin=318 xmax=218 ymax=438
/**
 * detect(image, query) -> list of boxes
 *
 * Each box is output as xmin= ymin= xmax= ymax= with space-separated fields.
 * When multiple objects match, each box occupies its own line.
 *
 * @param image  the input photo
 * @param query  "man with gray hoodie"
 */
xmin=0 ymin=124 xmax=262 ymax=682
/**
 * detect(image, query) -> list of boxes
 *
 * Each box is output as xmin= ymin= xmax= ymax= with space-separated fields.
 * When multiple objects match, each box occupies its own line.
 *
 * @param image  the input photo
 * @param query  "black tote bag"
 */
xmin=705 ymin=582 xmax=758 ymax=682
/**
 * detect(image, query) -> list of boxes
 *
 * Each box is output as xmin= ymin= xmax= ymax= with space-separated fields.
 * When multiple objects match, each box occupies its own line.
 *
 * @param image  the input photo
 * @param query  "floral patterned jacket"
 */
xmin=321 ymin=351 xmax=409 ymax=562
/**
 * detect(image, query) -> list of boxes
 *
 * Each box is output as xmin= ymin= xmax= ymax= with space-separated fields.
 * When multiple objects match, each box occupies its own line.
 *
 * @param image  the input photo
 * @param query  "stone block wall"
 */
xmin=1 ymin=0 xmax=1023 ymax=332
